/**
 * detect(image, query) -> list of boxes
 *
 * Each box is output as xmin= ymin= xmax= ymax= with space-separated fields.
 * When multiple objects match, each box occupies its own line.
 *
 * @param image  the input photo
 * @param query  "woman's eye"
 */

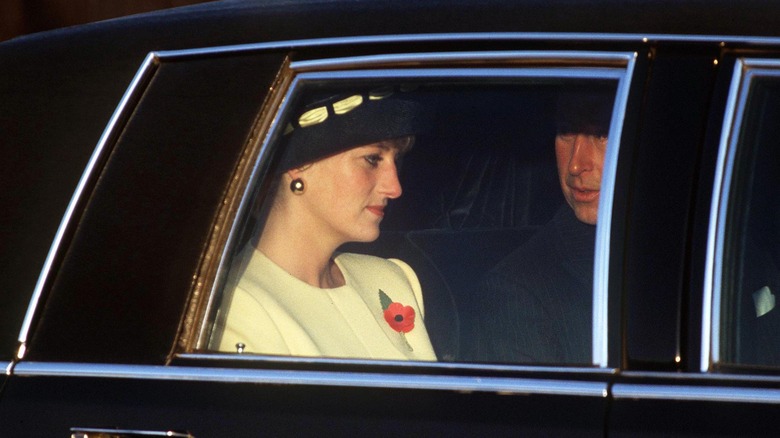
xmin=364 ymin=154 xmax=381 ymax=166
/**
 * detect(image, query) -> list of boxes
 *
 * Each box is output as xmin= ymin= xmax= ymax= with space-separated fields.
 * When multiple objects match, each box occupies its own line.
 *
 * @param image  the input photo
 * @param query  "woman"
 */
xmin=215 ymin=88 xmax=437 ymax=361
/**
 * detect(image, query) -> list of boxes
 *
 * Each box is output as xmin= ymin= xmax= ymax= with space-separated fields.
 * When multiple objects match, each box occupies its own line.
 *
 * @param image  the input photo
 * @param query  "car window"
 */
xmin=715 ymin=59 xmax=780 ymax=369
xmin=194 ymin=52 xmax=631 ymax=367
xmin=174 ymin=53 xmax=631 ymax=366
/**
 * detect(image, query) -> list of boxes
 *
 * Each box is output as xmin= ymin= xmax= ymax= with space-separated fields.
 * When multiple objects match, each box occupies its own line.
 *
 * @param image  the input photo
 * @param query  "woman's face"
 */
xmin=294 ymin=140 xmax=404 ymax=245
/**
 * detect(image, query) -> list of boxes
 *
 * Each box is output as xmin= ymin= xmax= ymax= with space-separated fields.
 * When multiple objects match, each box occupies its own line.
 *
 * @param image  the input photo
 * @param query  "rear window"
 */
xmin=713 ymin=59 xmax=780 ymax=370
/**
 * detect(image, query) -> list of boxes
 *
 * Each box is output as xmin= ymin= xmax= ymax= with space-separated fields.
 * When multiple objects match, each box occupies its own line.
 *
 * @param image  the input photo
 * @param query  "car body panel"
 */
xmin=4 ymin=0 xmax=780 ymax=436
xmin=2 ymin=363 xmax=609 ymax=436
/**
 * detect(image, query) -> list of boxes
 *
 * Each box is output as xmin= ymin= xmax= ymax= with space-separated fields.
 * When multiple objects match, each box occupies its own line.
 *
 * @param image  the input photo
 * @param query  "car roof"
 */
xmin=6 ymin=0 xmax=780 ymax=50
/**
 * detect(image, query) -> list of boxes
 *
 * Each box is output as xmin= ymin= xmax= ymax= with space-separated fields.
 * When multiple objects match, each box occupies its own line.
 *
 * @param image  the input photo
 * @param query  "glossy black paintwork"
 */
xmin=26 ymin=52 xmax=284 ymax=364
xmin=3 ymin=0 xmax=780 ymax=436
xmin=0 ymin=372 xmax=607 ymax=437
xmin=622 ymin=47 xmax=720 ymax=369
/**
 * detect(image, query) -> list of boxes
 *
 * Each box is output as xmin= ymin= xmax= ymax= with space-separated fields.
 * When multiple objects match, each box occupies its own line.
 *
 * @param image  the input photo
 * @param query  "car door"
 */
xmin=608 ymin=44 xmax=780 ymax=437
xmin=0 ymin=37 xmax=639 ymax=436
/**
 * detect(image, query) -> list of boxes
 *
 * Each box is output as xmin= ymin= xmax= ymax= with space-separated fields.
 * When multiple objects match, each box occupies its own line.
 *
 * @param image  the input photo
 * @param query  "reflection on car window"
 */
xmin=721 ymin=74 xmax=780 ymax=368
xmin=206 ymin=76 xmax=618 ymax=365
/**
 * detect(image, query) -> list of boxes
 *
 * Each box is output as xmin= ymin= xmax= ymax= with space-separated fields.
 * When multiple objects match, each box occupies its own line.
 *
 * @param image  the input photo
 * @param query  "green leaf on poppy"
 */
xmin=379 ymin=289 xmax=393 ymax=310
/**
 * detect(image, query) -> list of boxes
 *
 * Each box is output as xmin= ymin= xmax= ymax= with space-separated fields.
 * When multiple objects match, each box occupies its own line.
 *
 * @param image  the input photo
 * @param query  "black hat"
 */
xmin=277 ymin=87 xmax=421 ymax=171
xmin=556 ymin=86 xmax=615 ymax=138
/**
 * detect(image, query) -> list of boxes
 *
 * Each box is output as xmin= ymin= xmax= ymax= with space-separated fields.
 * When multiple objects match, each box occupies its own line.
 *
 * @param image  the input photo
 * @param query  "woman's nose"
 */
xmin=380 ymin=164 xmax=403 ymax=199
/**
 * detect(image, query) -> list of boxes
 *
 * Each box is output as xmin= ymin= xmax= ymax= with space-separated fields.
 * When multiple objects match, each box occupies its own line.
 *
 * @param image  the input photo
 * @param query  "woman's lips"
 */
xmin=366 ymin=206 xmax=385 ymax=217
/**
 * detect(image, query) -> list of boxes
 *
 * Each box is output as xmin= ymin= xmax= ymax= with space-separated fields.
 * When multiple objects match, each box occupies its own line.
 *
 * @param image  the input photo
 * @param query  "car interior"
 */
xmin=729 ymin=78 xmax=780 ymax=367
xmin=211 ymin=79 xmax=617 ymax=363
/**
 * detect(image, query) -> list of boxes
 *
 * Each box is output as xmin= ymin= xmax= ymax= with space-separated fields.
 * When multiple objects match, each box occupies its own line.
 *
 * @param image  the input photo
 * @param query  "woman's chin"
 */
xmin=352 ymin=228 xmax=381 ymax=243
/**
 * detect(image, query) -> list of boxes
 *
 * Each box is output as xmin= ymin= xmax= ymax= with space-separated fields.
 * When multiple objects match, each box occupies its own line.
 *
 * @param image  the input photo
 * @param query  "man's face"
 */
xmin=554 ymin=132 xmax=607 ymax=225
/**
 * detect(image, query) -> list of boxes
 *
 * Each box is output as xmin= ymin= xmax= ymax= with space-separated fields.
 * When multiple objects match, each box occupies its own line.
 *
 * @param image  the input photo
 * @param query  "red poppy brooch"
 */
xmin=379 ymin=289 xmax=415 ymax=351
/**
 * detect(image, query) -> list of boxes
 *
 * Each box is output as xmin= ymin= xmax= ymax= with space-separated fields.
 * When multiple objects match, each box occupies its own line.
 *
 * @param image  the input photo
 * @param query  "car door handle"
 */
xmin=70 ymin=428 xmax=195 ymax=438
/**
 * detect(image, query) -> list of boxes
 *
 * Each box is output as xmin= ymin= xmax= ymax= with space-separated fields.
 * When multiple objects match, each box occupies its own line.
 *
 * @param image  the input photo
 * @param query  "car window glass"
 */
xmin=719 ymin=69 xmax=780 ymax=368
xmin=201 ymin=66 xmax=621 ymax=366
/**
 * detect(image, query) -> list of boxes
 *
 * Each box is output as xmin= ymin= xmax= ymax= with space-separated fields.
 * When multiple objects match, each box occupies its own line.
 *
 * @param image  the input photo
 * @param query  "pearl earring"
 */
xmin=290 ymin=178 xmax=305 ymax=195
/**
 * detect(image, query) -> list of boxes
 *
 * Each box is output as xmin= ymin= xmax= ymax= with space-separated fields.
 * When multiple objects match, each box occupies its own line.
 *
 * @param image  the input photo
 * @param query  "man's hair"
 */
xmin=555 ymin=86 xmax=615 ymax=138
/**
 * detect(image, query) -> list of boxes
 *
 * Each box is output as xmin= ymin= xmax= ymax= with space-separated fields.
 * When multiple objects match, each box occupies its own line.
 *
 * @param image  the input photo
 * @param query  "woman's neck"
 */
xmin=257 ymin=205 xmax=345 ymax=288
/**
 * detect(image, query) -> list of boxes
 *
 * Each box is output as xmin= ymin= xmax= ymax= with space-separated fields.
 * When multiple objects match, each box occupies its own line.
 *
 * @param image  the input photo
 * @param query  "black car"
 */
xmin=2 ymin=0 xmax=780 ymax=436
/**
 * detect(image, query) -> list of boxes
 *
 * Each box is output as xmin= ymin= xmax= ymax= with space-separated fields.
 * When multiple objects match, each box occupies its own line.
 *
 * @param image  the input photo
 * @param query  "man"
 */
xmin=472 ymin=87 xmax=614 ymax=364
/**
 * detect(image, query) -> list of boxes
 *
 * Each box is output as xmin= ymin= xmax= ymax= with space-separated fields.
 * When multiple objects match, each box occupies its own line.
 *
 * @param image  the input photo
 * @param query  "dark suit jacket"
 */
xmin=471 ymin=205 xmax=595 ymax=364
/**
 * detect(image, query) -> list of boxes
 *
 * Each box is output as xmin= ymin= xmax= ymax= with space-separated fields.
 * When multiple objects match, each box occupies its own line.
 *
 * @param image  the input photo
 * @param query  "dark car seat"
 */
xmin=342 ymin=85 xmax=563 ymax=360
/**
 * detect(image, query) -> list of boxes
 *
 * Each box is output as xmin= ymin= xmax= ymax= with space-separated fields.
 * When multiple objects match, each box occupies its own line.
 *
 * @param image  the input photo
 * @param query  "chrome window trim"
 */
xmin=594 ymin=53 xmax=636 ymax=367
xmin=613 ymin=383 xmax=780 ymax=404
xmin=13 ymin=362 xmax=608 ymax=398
xmin=71 ymin=428 xmax=193 ymax=438
xmin=704 ymin=58 xmax=780 ymax=372
xmin=181 ymin=352 xmax=617 ymax=375
xmin=290 ymin=50 xmax=633 ymax=70
xmin=208 ymin=51 xmax=634 ymax=367
xmin=703 ymin=59 xmax=747 ymax=371
xmin=289 ymin=66 xmax=627 ymax=80
xmin=16 ymin=52 xmax=160 ymax=356
xmin=153 ymin=32 xmax=780 ymax=60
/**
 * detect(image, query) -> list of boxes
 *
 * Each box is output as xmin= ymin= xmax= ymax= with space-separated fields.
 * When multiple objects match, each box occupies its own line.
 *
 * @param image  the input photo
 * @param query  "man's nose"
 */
xmin=380 ymin=163 xmax=403 ymax=199
xmin=568 ymin=134 xmax=595 ymax=176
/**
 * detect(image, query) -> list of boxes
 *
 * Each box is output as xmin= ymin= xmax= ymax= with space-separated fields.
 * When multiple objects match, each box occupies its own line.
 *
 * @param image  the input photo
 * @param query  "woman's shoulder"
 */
xmin=335 ymin=252 xmax=423 ymax=311
xmin=335 ymin=252 xmax=417 ymax=280
xmin=336 ymin=252 xmax=402 ymax=269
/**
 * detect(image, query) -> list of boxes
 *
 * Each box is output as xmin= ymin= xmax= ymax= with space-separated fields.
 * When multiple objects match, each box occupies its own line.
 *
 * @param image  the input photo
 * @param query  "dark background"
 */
xmin=0 ymin=0 xmax=215 ymax=42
